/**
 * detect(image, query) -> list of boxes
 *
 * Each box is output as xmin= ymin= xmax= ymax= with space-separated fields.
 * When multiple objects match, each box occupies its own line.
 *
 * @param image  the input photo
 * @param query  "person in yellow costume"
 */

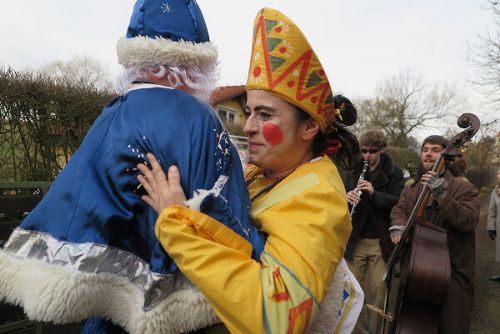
xmin=137 ymin=8 xmax=363 ymax=334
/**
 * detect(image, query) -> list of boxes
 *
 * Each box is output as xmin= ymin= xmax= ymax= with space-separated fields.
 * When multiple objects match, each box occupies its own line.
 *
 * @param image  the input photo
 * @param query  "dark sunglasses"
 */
xmin=361 ymin=148 xmax=379 ymax=154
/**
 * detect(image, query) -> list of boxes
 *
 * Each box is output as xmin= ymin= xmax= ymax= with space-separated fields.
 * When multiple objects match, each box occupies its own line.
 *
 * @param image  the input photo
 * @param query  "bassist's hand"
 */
xmin=391 ymin=235 xmax=401 ymax=244
xmin=389 ymin=225 xmax=405 ymax=244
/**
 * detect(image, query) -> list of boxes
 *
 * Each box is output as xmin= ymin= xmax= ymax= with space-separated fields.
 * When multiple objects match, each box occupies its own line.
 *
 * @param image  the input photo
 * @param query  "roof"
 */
xmin=209 ymin=85 xmax=245 ymax=106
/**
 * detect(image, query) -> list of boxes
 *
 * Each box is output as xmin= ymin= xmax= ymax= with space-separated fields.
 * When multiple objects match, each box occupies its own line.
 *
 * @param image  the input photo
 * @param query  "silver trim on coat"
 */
xmin=2 ymin=227 xmax=188 ymax=310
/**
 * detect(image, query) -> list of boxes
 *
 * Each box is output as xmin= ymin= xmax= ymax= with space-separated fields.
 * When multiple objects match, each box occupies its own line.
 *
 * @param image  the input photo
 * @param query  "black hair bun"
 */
xmin=333 ymin=95 xmax=357 ymax=126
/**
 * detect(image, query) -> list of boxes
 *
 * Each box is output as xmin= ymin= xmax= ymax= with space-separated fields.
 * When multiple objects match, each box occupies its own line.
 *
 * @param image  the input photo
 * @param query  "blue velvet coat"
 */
xmin=0 ymin=84 xmax=264 ymax=333
xmin=21 ymin=84 xmax=260 ymax=272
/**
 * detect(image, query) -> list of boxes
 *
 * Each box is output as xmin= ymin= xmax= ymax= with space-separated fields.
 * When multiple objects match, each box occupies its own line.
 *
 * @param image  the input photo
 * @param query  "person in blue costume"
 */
xmin=0 ymin=1 xmax=264 ymax=333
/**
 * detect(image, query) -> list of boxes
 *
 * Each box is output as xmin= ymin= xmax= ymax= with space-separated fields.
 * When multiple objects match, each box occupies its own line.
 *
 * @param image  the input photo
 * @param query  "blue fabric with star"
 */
xmin=20 ymin=86 xmax=265 ymax=274
xmin=126 ymin=0 xmax=210 ymax=43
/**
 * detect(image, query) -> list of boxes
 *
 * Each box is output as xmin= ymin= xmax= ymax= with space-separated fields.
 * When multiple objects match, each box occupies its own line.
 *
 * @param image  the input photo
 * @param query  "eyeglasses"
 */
xmin=361 ymin=148 xmax=379 ymax=154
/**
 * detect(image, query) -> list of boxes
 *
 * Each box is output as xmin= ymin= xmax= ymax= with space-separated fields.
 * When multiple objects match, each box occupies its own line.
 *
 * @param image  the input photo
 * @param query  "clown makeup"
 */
xmin=243 ymin=90 xmax=315 ymax=178
xmin=262 ymin=122 xmax=284 ymax=146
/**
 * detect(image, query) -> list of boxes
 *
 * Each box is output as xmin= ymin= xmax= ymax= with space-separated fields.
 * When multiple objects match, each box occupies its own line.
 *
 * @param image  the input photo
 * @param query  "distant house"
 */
xmin=210 ymin=85 xmax=246 ymax=128
xmin=210 ymin=85 xmax=248 ymax=168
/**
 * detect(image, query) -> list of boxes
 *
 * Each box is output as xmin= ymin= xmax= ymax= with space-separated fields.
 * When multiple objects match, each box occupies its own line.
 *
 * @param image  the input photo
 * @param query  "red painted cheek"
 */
xmin=263 ymin=122 xmax=284 ymax=146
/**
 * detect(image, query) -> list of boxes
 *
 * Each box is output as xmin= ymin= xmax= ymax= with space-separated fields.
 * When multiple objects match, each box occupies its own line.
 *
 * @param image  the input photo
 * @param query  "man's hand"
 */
xmin=389 ymin=225 xmax=405 ymax=244
xmin=346 ymin=190 xmax=360 ymax=205
xmin=420 ymin=171 xmax=437 ymax=184
xmin=422 ymin=171 xmax=447 ymax=200
xmin=358 ymin=180 xmax=374 ymax=195
xmin=137 ymin=153 xmax=187 ymax=214
xmin=346 ymin=180 xmax=374 ymax=205
xmin=391 ymin=234 xmax=401 ymax=244
xmin=489 ymin=230 xmax=497 ymax=240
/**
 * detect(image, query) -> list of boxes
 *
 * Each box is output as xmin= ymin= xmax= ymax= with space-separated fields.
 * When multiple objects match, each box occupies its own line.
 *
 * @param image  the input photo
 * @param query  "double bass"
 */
xmin=379 ymin=113 xmax=480 ymax=334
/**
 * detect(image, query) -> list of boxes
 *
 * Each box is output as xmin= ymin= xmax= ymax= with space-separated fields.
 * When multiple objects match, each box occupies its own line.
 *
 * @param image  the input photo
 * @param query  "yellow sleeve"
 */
xmin=155 ymin=167 xmax=351 ymax=334
xmin=155 ymin=206 xmax=265 ymax=334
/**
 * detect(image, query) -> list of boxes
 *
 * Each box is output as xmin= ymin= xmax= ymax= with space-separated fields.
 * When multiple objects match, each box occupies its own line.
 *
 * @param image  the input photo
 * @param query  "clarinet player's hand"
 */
xmin=346 ymin=190 xmax=360 ymax=205
xmin=358 ymin=180 xmax=374 ymax=195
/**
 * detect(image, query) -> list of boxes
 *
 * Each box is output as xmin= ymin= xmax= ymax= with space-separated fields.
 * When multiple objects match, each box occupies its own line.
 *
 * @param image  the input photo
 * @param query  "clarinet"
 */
xmin=350 ymin=160 xmax=368 ymax=216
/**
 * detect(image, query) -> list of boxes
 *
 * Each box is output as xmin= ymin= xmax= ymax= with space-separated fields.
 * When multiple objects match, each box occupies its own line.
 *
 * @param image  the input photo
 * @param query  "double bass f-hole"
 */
xmin=379 ymin=113 xmax=480 ymax=334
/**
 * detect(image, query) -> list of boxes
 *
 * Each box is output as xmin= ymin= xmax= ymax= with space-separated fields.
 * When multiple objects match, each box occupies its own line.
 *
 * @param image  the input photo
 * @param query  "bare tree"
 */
xmin=356 ymin=71 xmax=460 ymax=150
xmin=462 ymin=119 xmax=499 ymax=167
xmin=468 ymin=0 xmax=500 ymax=102
xmin=39 ymin=56 xmax=113 ymax=91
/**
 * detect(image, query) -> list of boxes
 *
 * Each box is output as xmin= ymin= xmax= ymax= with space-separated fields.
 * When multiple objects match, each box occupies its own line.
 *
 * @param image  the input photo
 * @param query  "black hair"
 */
xmin=294 ymin=95 xmax=360 ymax=170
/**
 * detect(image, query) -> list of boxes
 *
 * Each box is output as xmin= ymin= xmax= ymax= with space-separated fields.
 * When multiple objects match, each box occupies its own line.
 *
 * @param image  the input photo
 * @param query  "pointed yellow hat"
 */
xmin=246 ymin=8 xmax=335 ymax=132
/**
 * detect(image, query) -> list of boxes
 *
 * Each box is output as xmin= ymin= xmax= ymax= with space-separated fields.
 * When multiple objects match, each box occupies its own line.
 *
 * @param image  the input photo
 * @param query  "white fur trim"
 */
xmin=117 ymin=36 xmax=218 ymax=68
xmin=0 ymin=251 xmax=219 ymax=333
xmin=185 ymin=189 xmax=212 ymax=212
xmin=185 ymin=175 xmax=229 ymax=211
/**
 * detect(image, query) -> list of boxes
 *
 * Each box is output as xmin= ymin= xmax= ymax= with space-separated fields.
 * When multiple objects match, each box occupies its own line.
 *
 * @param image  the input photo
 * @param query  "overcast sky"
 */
xmin=0 ymin=0 xmax=497 ymax=128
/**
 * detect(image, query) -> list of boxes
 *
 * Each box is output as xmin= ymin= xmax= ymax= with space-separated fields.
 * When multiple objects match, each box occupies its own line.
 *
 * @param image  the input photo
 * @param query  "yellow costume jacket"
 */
xmin=155 ymin=156 xmax=353 ymax=333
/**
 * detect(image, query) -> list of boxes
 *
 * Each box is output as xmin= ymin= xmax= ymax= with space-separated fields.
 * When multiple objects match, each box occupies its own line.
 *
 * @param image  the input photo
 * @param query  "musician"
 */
xmin=390 ymin=135 xmax=480 ymax=334
xmin=344 ymin=129 xmax=405 ymax=334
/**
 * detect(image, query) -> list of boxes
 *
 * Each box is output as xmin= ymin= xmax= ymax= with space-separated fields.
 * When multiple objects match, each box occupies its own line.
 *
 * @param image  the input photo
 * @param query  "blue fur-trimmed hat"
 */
xmin=117 ymin=0 xmax=217 ymax=68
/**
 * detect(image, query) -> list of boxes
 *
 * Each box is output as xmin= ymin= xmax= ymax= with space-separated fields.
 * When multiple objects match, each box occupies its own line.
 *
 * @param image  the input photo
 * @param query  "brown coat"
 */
xmin=391 ymin=170 xmax=480 ymax=334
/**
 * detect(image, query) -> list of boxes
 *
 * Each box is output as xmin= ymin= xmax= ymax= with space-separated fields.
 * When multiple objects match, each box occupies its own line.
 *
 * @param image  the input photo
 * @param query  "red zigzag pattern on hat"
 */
xmin=253 ymin=14 xmax=334 ymax=120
